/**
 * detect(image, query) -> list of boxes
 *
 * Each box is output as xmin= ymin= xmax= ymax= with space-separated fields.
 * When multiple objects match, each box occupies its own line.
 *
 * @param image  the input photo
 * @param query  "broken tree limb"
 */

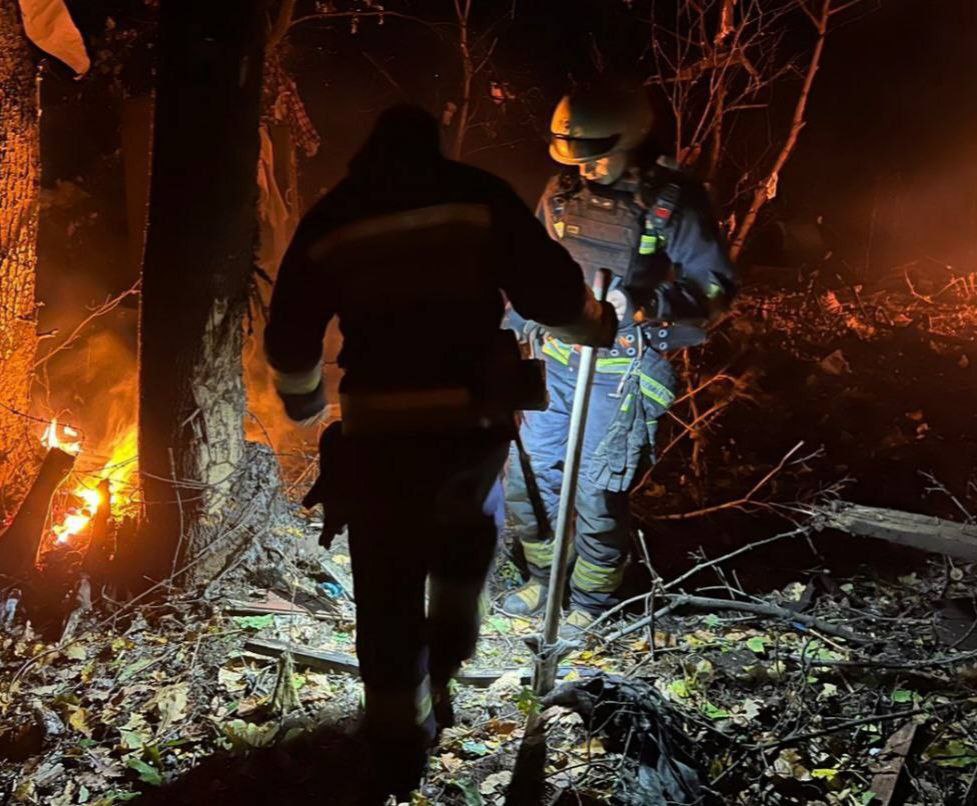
xmin=0 ymin=448 xmax=76 ymax=575
xmin=587 ymin=526 xmax=811 ymax=634
xmin=816 ymin=501 xmax=977 ymax=561
xmin=82 ymin=479 xmax=113 ymax=580
xmin=244 ymin=637 xmax=591 ymax=688
xmin=603 ymin=593 xmax=872 ymax=645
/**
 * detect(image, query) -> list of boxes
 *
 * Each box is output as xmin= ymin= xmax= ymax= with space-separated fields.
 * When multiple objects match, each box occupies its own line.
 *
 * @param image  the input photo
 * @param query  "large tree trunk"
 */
xmin=0 ymin=2 xmax=39 ymax=513
xmin=138 ymin=0 xmax=270 ymax=584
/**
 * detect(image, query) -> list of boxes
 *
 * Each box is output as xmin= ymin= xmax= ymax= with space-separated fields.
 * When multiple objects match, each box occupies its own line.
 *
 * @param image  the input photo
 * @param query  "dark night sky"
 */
xmin=285 ymin=0 xmax=976 ymax=274
xmin=42 ymin=0 xmax=977 ymax=287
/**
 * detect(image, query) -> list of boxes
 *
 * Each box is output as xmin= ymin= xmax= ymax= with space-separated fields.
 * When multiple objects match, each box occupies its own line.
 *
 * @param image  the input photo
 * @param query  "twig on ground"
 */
xmin=603 ymin=593 xmax=871 ymax=645
xmin=755 ymin=698 xmax=966 ymax=750
xmin=586 ymin=526 xmax=810 ymax=634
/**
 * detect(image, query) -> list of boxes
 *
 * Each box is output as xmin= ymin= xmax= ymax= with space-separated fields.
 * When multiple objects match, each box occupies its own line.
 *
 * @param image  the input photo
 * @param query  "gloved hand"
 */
xmin=522 ymin=320 xmax=547 ymax=348
xmin=301 ymin=421 xmax=349 ymax=549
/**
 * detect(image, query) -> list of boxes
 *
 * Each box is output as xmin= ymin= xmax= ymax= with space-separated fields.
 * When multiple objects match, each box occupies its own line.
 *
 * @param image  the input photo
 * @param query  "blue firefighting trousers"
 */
xmin=505 ymin=340 xmax=675 ymax=612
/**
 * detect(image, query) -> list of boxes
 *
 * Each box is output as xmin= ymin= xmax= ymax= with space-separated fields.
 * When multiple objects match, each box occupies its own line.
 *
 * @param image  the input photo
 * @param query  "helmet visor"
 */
xmin=550 ymin=133 xmax=622 ymax=163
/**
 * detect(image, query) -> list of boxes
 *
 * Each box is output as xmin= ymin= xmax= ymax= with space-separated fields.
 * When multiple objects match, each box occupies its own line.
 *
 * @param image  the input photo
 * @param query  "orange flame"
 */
xmin=41 ymin=418 xmax=82 ymax=455
xmin=41 ymin=420 xmax=139 ymax=548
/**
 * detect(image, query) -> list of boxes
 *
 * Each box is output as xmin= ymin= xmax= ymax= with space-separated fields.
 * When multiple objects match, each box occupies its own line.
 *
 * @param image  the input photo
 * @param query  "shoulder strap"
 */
xmin=638 ymin=169 xmax=683 ymax=254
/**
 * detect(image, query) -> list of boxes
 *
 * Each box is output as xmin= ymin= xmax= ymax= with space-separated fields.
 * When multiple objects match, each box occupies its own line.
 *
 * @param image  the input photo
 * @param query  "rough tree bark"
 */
xmin=138 ymin=0 xmax=271 ymax=584
xmin=0 ymin=1 xmax=39 ymax=511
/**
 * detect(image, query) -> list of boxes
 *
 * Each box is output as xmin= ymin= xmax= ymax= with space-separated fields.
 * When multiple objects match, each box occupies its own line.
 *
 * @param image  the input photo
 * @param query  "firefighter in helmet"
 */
xmin=503 ymin=82 xmax=737 ymax=635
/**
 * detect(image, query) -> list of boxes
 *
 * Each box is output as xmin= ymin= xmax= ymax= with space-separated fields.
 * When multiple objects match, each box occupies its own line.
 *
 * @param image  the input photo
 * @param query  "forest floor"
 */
xmin=2 ymin=266 xmax=977 ymax=806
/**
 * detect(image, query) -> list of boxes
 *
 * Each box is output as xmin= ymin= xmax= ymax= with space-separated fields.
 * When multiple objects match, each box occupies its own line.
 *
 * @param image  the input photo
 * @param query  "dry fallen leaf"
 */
xmin=68 ymin=706 xmax=92 ymax=737
xmin=154 ymin=682 xmax=189 ymax=732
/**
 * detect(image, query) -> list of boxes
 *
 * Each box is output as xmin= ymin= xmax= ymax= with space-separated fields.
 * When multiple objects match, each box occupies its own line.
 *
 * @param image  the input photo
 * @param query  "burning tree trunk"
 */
xmin=0 ymin=1 xmax=39 ymax=508
xmin=138 ymin=0 xmax=271 ymax=585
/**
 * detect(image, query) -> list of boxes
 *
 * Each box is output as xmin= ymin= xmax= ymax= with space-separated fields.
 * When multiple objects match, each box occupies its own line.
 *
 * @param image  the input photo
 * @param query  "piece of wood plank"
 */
xmin=225 ymin=591 xmax=332 ymax=620
xmin=818 ymin=502 xmax=977 ymax=561
xmin=244 ymin=637 xmax=591 ymax=688
xmin=868 ymin=720 xmax=918 ymax=806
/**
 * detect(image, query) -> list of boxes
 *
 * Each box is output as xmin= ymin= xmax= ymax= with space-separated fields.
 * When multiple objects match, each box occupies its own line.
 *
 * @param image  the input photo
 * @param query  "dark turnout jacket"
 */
xmin=265 ymin=109 xmax=603 ymax=422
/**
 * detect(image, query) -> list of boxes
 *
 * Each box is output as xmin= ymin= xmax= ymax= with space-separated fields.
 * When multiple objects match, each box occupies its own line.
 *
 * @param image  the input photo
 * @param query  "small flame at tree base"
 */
xmin=40 ymin=419 xmax=138 ymax=552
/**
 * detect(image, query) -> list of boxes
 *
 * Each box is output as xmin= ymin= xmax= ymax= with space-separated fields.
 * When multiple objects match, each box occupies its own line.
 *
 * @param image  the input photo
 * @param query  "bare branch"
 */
xmin=33 ymin=281 xmax=141 ymax=371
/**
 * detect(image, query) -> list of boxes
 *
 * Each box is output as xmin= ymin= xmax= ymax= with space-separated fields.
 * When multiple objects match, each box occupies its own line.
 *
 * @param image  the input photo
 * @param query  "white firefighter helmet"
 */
xmin=549 ymin=83 xmax=654 ymax=165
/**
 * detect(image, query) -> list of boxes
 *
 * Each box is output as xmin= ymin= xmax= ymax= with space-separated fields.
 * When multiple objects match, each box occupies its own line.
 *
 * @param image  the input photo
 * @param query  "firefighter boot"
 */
xmin=558 ymin=608 xmax=595 ymax=640
xmin=431 ymin=682 xmax=455 ymax=733
xmin=501 ymin=579 xmax=548 ymax=617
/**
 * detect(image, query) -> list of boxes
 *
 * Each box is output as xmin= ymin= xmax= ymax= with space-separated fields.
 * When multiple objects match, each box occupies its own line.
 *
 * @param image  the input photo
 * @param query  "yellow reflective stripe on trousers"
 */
xmin=273 ymin=361 xmax=323 ymax=395
xmin=521 ymin=539 xmax=554 ymax=569
xmin=596 ymin=357 xmax=633 ymax=374
xmin=542 ymin=339 xmax=633 ymax=374
xmin=571 ymin=557 xmax=624 ymax=593
xmin=416 ymin=675 xmax=433 ymax=725
xmin=639 ymin=373 xmax=675 ymax=408
xmin=542 ymin=338 xmax=571 ymax=365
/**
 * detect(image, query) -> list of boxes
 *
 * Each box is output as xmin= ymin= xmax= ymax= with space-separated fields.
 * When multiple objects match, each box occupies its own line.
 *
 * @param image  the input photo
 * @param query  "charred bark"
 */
xmin=0 ymin=1 xmax=39 ymax=509
xmin=138 ymin=0 xmax=271 ymax=585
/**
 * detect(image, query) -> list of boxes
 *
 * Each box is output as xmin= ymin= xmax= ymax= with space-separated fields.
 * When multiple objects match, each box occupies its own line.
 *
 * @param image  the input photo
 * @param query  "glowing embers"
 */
xmin=52 ymin=485 xmax=102 ymax=545
xmin=41 ymin=417 xmax=82 ymax=455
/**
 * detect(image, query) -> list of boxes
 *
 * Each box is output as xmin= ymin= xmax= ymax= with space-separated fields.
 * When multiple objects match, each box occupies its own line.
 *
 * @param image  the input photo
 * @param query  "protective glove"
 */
xmin=302 ymin=421 xmax=349 ymax=550
xmin=590 ymin=379 xmax=643 ymax=493
xmin=590 ymin=350 xmax=677 ymax=493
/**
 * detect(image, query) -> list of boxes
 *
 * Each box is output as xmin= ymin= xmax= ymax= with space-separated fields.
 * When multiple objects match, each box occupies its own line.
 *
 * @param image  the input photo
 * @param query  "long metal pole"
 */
xmin=534 ymin=268 xmax=611 ymax=696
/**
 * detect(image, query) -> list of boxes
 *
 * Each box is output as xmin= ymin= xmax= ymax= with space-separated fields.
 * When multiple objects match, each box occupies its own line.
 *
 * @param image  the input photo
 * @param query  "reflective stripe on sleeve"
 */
xmin=308 ymin=203 xmax=492 ymax=260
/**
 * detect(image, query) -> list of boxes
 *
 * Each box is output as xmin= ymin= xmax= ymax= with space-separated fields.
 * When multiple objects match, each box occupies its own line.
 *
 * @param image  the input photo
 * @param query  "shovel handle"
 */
xmin=534 ymin=268 xmax=612 ymax=696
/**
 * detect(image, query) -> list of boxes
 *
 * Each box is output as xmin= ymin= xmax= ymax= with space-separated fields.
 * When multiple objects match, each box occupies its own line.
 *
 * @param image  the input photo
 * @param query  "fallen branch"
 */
xmin=587 ymin=527 xmax=810 ymax=634
xmin=244 ymin=637 xmax=591 ymax=688
xmin=789 ymin=648 xmax=977 ymax=671
xmin=815 ymin=501 xmax=977 ymax=561
xmin=755 ymin=699 xmax=964 ymax=751
xmin=603 ymin=593 xmax=871 ymax=645
xmin=0 ymin=448 xmax=77 ymax=575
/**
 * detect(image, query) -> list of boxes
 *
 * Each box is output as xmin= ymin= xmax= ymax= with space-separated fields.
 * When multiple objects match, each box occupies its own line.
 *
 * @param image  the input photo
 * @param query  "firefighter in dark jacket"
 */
xmin=503 ymin=83 xmax=738 ymax=635
xmin=264 ymin=105 xmax=616 ymax=802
